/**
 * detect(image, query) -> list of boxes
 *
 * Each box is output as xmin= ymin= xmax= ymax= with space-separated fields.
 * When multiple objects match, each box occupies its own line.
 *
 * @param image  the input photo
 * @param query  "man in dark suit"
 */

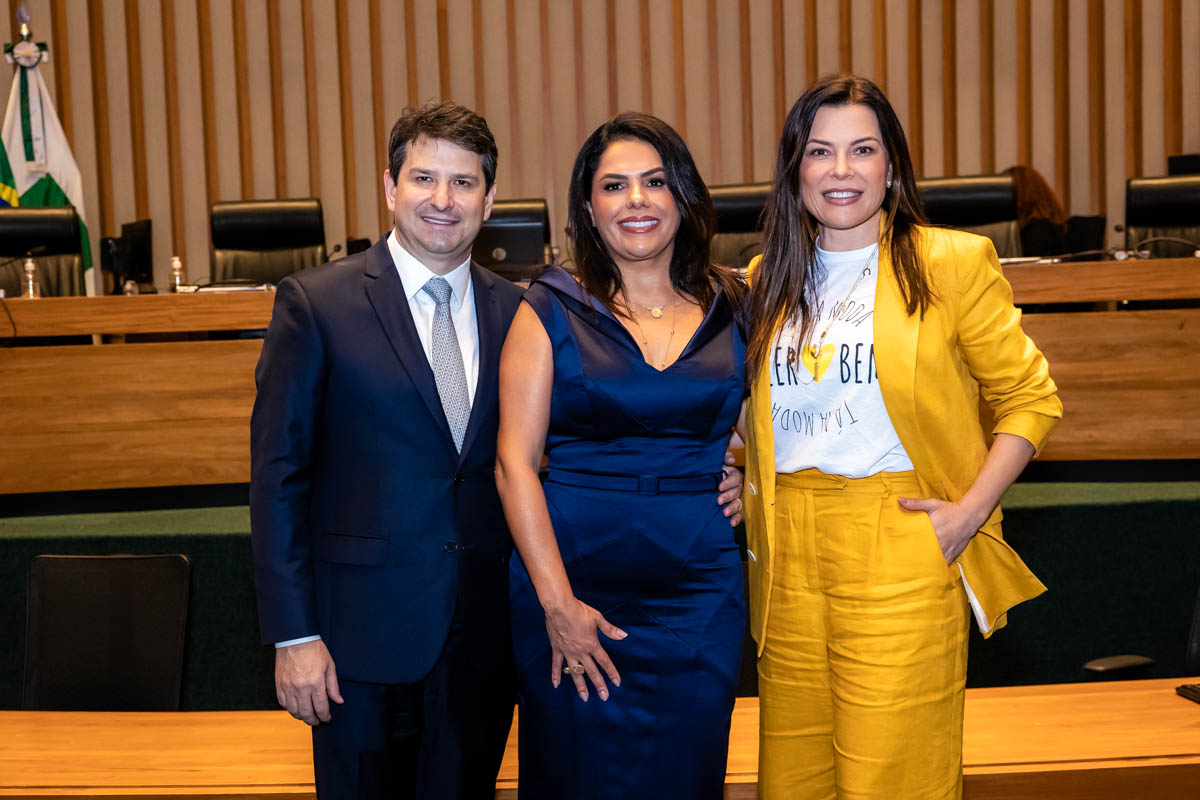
xmin=250 ymin=102 xmax=523 ymax=799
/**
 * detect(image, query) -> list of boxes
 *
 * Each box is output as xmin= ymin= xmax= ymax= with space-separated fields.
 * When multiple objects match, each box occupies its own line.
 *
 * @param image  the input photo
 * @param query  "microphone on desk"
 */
xmin=1126 ymin=236 xmax=1200 ymax=259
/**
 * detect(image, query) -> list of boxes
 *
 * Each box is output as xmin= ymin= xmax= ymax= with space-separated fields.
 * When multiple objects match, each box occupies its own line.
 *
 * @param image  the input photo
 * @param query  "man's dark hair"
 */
xmin=387 ymin=101 xmax=498 ymax=190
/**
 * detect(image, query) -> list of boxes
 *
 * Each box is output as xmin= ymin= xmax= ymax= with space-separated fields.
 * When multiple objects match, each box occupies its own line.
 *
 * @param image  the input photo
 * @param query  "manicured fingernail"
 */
xmin=599 ymin=690 xmax=608 ymax=701
xmin=613 ymin=677 xmax=621 ymax=687
xmin=553 ymin=679 xmax=559 ymax=687
xmin=580 ymin=692 xmax=588 ymax=702
xmin=617 ymin=629 xmax=628 ymax=639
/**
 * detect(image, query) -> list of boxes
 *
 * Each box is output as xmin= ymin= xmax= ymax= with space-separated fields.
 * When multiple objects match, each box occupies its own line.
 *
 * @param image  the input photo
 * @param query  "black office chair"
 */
xmin=708 ymin=182 xmax=770 ymax=270
xmin=210 ymin=198 xmax=327 ymax=284
xmin=472 ymin=198 xmax=551 ymax=282
xmin=0 ymin=207 xmax=86 ymax=297
xmin=1124 ymin=176 xmax=1200 ymax=258
xmin=917 ymin=174 xmax=1023 ymax=259
xmin=22 ymin=554 xmax=191 ymax=710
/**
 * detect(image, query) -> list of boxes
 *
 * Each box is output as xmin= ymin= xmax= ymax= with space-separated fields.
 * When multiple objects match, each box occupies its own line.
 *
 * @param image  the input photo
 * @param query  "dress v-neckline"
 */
xmin=537 ymin=266 xmax=727 ymax=373
xmin=613 ymin=311 xmax=704 ymax=373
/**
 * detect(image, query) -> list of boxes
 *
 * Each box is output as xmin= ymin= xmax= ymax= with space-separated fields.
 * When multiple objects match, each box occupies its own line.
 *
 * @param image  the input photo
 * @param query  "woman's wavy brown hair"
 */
xmin=566 ymin=112 xmax=744 ymax=317
xmin=746 ymin=74 xmax=933 ymax=380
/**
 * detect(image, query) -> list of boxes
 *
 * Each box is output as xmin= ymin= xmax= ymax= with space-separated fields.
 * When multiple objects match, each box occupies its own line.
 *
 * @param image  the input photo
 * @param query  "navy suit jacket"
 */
xmin=250 ymin=237 xmax=524 ymax=684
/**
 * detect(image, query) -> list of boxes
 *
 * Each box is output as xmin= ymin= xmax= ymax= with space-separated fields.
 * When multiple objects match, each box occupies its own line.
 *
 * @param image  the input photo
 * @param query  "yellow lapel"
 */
xmin=872 ymin=219 xmax=922 ymax=457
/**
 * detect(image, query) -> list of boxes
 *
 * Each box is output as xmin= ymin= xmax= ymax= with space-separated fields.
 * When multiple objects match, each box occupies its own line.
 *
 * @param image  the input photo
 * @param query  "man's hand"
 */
xmin=275 ymin=639 xmax=344 ymax=726
xmin=718 ymin=451 xmax=744 ymax=527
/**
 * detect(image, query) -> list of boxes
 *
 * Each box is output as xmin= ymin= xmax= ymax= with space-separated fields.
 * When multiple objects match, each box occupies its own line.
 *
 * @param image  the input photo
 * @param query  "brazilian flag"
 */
xmin=4 ymin=41 xmax=94 ymax=290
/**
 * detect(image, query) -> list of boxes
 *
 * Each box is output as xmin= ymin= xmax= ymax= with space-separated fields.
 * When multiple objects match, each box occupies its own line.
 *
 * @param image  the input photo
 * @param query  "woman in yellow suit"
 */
xmin=741 ymin=74 xmax=1062 ymax=799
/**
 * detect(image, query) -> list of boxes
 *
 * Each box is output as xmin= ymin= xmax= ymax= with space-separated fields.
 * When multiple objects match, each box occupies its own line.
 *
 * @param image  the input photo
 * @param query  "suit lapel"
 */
xmin=458 ymin=263 xmax=501 ymax=463
xmin=362 ymin=238 xmax=455 ymax=447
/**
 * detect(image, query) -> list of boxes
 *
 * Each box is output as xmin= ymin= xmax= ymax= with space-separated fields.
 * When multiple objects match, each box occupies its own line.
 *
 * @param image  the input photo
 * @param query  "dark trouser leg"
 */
xmin=312 ymin=677 xmax=423 ymax=800
xmin=417 ymin=602 xmax=517 ymax=800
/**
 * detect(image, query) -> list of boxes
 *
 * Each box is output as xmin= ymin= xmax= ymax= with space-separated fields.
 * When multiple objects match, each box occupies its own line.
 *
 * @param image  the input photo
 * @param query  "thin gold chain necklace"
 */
xmin=793 ymin=243 xmax=878 ymax=383
xmin=628 ymin=296 xmax=679 ymax=369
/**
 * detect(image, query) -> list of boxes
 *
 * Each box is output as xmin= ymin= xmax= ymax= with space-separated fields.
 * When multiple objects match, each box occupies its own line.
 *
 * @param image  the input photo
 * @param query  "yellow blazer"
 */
xmin=744 ymin=224 xmax=1062 ymax=651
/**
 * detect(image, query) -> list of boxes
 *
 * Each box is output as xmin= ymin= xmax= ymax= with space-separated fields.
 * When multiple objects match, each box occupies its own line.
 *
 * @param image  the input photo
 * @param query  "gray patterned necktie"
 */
xmin=422 ymin=276 xmax=470 ymax=452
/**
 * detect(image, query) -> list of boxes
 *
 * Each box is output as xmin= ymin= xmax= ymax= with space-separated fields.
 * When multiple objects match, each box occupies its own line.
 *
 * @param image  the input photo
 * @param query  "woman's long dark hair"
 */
xmin=566 ymin=112 xmax=744 ymax=316
xmin=746 ymin=74 xmax=932 ymax=379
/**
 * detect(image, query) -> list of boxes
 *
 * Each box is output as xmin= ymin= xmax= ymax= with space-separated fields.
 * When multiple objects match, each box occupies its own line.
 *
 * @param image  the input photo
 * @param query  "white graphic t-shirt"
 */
xmin=770 ymin=241 xmax=914 ymax=477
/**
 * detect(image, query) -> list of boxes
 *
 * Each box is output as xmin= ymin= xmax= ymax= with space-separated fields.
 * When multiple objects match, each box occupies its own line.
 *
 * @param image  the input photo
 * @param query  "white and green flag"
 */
xmin=3 ymin=39 xmax=95 ymax=294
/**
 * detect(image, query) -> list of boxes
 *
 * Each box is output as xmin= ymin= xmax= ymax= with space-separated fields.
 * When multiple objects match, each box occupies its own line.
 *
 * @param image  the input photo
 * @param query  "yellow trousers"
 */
xmin=758 ymin=470 xmax=969 ymax=800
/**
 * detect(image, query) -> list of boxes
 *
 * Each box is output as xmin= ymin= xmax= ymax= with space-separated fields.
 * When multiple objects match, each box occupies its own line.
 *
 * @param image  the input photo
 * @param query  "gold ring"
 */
xmin=563 ymin=664 xmax=585 ymax=676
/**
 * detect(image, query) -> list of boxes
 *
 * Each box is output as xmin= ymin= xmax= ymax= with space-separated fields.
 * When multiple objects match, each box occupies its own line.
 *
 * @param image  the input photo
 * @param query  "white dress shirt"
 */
xmin=275 ymin=233 xmax=480 ymax=649
xmin=386 ymin=231 xmax=481 ymax=405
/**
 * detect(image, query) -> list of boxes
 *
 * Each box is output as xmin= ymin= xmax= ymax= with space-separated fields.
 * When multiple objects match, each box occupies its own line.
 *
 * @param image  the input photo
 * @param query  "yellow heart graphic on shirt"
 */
xmin=800 ymin=344 xmax=835 ymax=382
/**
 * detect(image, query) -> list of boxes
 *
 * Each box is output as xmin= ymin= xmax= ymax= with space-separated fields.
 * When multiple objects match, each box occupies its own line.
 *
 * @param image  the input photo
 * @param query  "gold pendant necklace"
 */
xmin=629 ymin=296 xmax=679 ymax=369
xmin=795 ymin=243 xmax=878 ymax=384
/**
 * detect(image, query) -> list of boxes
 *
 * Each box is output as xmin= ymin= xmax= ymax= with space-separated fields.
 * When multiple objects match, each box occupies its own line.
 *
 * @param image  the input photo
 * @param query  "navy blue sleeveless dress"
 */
xmin=509 ymin=266 xmax=746 ymax=799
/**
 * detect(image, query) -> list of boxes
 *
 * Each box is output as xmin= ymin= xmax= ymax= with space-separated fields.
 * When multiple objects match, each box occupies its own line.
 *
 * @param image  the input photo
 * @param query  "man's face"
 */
xmin=383 ymin=136 xmax=495 ymax=275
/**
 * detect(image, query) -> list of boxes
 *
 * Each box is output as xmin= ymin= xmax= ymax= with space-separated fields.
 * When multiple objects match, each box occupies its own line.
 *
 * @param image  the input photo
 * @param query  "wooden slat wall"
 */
xmin=10 ymin=0 xmax=1198 ymax=285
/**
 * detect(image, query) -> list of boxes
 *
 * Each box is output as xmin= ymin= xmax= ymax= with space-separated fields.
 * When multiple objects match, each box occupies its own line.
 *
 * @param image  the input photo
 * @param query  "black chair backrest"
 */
xmin=23 ymin=554 xmax=190 ymax=710
xmin=916 ymin=174 xmax=1022 ymax=258
xmin=346 ymin=236 xmax=373 ymax=256
xmin=710 ymin=182 xmax=771 ymax=269
xmin=0 ymin=207 xmax=85 ymax=297
xmin=472 ymin=198 xmax=550 ymax=281
xmin=1167 ymin=154 xmax=1200 ymax=176
xmin=210 ymin=198 xmax=327 ymax=284
xmin=1065 ymin=214 xmax=1107 ymax=258
xmin=1125 ymin=176 xmax=1200 ymax=258
xmin=0 ymin=207 xmax=81 ymax=256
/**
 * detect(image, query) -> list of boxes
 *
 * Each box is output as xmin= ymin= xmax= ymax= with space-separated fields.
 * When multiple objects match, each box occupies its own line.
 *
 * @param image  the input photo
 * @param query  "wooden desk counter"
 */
xmin=1 ymin=292 xmax=276 ymax=337
xmin=1 ymin=679 xmax=1196 ymax=799
xmin=0 ymin=292 xmax=273 ymax=495
xmin=1002 ymin=256 xmax=1200 ymax=304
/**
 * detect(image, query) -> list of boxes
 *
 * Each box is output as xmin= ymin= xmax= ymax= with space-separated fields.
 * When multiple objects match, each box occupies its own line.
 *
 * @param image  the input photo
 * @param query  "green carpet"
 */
xmin=1001 ymin=481 xmax=1200 ymax=508
xmin=0 ymin=506 xmax=252 ymax=538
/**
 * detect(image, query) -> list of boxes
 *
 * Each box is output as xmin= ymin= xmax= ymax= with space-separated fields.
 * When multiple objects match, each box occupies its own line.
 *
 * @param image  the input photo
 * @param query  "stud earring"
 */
xmin=886 ymin=178 xmax=893 ymax=189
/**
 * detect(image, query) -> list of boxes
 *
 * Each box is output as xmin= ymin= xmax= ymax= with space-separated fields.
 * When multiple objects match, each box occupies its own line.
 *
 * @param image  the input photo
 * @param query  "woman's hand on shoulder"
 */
xmin=544 ymin=597 xmax=627 ymax=702
xmin=897 ymin=495 xmax=988 ymax=565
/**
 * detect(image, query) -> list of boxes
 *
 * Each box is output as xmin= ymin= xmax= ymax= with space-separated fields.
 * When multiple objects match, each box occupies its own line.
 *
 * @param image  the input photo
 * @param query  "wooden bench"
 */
xmin=1 ymin=679 xmax=1196 ymax=798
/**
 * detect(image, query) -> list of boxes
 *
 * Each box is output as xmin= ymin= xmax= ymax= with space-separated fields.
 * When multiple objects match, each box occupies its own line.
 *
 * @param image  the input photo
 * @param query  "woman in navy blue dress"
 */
xmin=495 ymin=113 xmax=747 ymax=798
